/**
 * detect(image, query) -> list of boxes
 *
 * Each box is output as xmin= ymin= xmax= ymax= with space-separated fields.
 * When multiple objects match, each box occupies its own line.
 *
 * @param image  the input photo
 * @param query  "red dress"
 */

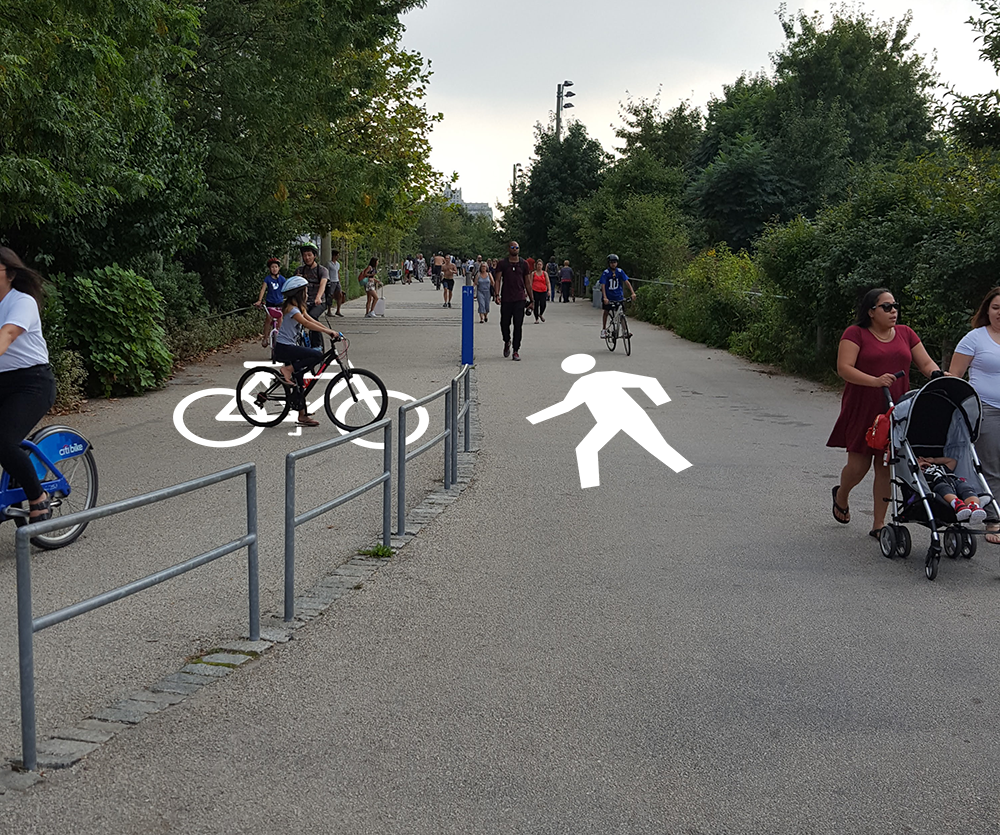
xmin=827 ymin=325 xmax=921 ymax=454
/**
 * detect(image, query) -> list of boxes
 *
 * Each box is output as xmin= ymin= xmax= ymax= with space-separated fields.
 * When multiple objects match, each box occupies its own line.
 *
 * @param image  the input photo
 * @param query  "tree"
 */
xmin=950 ymin=1 xmax=1000 ymax=149
xmin=505 ymin=121 xmax=609 ymax=259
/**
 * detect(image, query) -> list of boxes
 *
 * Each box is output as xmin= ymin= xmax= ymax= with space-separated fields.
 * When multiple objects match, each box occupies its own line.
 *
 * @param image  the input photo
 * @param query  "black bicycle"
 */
xmin=604 ymin=299 xmax=632 ymax=356
xmin=235 ymin=336 xmax=388 ymax=432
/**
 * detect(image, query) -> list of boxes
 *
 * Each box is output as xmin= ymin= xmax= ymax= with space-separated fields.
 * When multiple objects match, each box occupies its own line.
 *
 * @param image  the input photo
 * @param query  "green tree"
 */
xmin=505 ymin=121 xmax=609 ymax=259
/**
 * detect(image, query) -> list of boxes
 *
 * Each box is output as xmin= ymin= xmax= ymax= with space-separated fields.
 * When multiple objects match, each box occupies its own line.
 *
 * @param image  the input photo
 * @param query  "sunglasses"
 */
xmin=509 ymin=245 xmax=519 ymax=250
xmin=872 ymin=302 xmax=901 ymax=313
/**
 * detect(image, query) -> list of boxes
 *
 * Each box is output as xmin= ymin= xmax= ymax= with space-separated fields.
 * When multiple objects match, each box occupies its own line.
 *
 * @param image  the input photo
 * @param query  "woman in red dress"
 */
xmin=828 ymin=288 xmax=942 ymax=537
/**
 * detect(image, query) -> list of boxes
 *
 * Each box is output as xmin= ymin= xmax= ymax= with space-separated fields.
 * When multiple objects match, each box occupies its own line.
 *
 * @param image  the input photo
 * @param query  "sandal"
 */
xmin=832 ymin=485 xmax=850 ymax=524
xmin=986 ymin=523 xmax=1000 ymax=545
xmin=296 ymin=418 xmax=320 ymax=427
xmin=868 ymin=528 xmax=882 ymax=540
xmin=29 ymin=493 xmax=52 ymax=523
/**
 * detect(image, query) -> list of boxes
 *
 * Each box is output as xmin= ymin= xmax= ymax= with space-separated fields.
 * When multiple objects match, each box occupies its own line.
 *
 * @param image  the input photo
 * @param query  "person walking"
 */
xmin=0 ymin=248 xmax=57 ymax=521
xmin=531 ymin=259 xmax=550 ymax=323
xmin=546 ymin=257 xmax=559 ymax=302
xmin=295 ymin=243 xmax=329 ymax=350
xmin=945 ymin=287 xmax=1000 ymax=543
xmin=493 ymin=241 xmax=532 ymax=361
xmin=827 ymin=287 xmax=943 ymax=538
xmin=325 ymin=250 xmax=345 ymax=317
xmin=559 ymin=260 xmax=575 ymax=303
xmin=359 ymin=258 xmax=381 ymax=318
xmin=476 ymin=261 xmax=494 ymax=323
xmin=415 ymin=254 xmax=426 ymax=283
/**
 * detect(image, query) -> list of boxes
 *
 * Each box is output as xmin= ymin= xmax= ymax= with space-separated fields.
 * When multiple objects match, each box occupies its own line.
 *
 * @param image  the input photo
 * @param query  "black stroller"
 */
xmin=879 ymin=375 xmax=996 ymax=580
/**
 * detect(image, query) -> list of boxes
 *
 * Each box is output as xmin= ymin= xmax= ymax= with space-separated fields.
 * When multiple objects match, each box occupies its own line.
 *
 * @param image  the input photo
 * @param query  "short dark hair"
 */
xmin=855 ymin=287 xmax=892 ymax=328
xmin=331 ymin=250 xmax=339 ymax=258
xmin=971 ymin=287 xmax=1000 ymax=329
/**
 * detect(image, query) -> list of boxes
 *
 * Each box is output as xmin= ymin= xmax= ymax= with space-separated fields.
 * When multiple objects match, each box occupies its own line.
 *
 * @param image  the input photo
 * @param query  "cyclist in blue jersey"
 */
xmin=599 ymin=254 xmax=636 ymax=338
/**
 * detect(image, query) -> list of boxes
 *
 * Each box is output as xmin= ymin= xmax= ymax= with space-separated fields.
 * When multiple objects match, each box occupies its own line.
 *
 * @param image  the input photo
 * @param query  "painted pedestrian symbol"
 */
xmin=526 ymin=354 xmax=692 ymax=488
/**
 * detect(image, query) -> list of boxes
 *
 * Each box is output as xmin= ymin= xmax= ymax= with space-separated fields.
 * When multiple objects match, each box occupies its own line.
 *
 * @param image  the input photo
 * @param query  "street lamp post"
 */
xmin=555 ymin=80 xmax=575 ymax=141
xmin=512 ymin=162 xmax=523 ymax=194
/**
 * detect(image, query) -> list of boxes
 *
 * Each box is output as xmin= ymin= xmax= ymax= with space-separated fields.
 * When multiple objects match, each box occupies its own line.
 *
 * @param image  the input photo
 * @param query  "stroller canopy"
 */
xmin=892 ymin=377 xmax=983 ymax=455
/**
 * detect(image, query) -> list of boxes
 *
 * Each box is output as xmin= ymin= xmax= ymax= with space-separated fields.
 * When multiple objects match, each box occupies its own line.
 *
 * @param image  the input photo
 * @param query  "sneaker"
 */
xmin=448 ymin=302 xmax=452 ymax=308
xmin=954 ymin=499 xmax=973 ymax=521
xmin=540 ymin=316 xmax=545 ymax=322
xmin=600 ymin=329 xmax=608 ymax=338
xmin=334 ymin=312 xmax=343 ymax=317
xmin=512 ymin=352 xmax=520 ymax=361
xmin=967 ymin=501 xmax=988 ymax=524
xmin=503 ymin=341 xmax=510 ymax=358
xmin=443 ymin=303 xmax=448 ymax=308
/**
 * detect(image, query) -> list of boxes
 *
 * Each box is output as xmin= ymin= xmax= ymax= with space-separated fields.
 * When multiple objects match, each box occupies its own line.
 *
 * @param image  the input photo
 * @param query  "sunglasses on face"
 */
xmin=872 ymin=302 xmax=901 ymax=312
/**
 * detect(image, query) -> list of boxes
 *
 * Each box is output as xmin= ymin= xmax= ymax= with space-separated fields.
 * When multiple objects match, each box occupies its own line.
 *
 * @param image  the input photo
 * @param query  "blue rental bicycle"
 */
xmin=0 ymin=425 xmax=98 ymax=549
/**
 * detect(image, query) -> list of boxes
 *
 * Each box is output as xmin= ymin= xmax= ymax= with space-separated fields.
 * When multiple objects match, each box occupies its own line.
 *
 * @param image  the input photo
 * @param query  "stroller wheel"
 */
xmin=879 ymin=526 xmax=897 ymax=559
xmin=943 ymin=530 xmax=961 ymax=559
xmin=961 ymin=531 xmax=977 ymax=559
xmin=895 ymin=526 xmax=911 ymax=559
xmin=925 ymin=548 xmax=940 ymax=580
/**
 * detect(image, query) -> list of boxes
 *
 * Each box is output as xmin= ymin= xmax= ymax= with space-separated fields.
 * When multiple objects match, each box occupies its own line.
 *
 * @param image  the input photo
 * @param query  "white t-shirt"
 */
xmin=0 ymin=288 xmax=49 ymax=372
xmin=954 ymin=326 xmax=1000 ymax=408
xmin=327 ymin=261 xmax=341 ymax=285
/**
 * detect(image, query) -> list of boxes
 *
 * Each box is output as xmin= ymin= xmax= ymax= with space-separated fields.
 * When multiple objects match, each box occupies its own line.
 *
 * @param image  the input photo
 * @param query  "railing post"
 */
xmin=246 ymin=467 xmax=260 ymax=642
xmin=16 ymin=528 xmax=37 ymax=772
xmin=444 ymin=388 xmax=452 ymax=490
xmin=382 ymin=421 xmax=392 ymax=548
xmin=450 ymin=377 xmax=459 ymax=485
xmin=284 ymin=454 xmax=296 ymax=622
xmin=397 ymin=404 xmax=407 ymax=536
xmin=464 ymin=369 xmax=471 ymax=452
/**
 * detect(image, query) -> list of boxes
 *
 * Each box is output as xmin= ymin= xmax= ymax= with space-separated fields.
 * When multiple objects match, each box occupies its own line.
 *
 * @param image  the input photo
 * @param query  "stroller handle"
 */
xmin=882 ymin=371 xmax=906 ymax=405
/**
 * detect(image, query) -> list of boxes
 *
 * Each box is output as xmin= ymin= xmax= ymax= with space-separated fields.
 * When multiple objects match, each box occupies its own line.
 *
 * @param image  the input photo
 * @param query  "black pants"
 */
xmin=500 ymin=299 xmax=526 ymax=352
xmin=307 ymin=303 xmax=326 ymax=350
xmin=0 ymin=364 xmax=57 ymax=501
xmin=561 ymin=282 xmax=572 ymax=302
xmin=533 ymin=290 xmax=547 ymax=320
xmin=273 ymin=343 xmax=323 ymax=409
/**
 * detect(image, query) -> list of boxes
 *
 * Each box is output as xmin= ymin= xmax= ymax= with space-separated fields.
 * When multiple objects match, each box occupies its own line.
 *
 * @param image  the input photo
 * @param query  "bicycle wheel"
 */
xmin=236 ymin=367 xmax=292 ymax=427
xmin=620 ymin=313 xmax=631 ymax=356
xmin=324 ymin=368 xmax=388 ymax=431
xmin=16 ymin=450 xmax=99 ymax=549
xmin=605 ymin=314 xmax=618 ymax=352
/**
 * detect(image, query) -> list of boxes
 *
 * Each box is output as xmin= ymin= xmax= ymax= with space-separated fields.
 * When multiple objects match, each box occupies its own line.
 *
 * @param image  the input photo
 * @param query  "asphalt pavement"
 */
xmin=4 ymin=281 xmax=1000 ymax=833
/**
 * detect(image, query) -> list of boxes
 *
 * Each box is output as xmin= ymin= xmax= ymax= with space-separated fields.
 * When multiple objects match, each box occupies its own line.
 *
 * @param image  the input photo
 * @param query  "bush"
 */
xmin=128 ymin=254 xmax=210 ymax=330
xmin=670 ymin=246 xmax=761 ymax=348
xmin=59 ymin=265 xmax=174 ymax=396
xmin=40 ymin=284 xmax=88 ymax=411
xmin=166 ymin=309 xmax=260 ymax=361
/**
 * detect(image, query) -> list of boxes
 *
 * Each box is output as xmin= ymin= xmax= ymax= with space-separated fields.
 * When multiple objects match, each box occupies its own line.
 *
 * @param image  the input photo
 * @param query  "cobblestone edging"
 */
xmin=1 ymin=370 xmax=480 ymax=794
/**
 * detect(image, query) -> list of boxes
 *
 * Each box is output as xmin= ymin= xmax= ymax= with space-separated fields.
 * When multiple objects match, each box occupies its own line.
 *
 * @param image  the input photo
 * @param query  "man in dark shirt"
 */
xmin=296 ymin=243 xmax=329 ymax=350
xmin=493 ymin=241 xmax=533 ymax=361
xmin=559 ymin=260 xmax=575 ymax=303
xmin=546 ymin=257 xmax=559 ymax=302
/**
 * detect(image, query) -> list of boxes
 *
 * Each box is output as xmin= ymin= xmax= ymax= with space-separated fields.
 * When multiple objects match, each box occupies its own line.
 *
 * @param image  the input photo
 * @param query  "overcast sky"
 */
xmin=400 ymin=0 xmax=999 ymax=213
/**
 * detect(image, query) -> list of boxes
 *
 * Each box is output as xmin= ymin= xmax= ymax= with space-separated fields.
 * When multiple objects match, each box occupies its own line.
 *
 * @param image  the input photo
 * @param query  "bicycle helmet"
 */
xmin=266 ymin=257 xmax=280 ymax=267
xmin=607 ymin=254 xmax=619 ymax=263
xmin=299 ymin=243 xmax=319 ymax=254
xmin=282 ymin=276 xmax=309 ymax=296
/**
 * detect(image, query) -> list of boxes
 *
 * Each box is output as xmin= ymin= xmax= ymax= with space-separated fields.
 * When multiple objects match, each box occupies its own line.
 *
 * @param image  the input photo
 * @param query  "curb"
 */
xmin=1 ymin=369 xmax=480 ymax=794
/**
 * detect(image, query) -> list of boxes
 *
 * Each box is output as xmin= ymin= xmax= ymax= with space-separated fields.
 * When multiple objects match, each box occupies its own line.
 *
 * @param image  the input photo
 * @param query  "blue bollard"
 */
xmin=462 ymin=285 xmax=474 ymax=365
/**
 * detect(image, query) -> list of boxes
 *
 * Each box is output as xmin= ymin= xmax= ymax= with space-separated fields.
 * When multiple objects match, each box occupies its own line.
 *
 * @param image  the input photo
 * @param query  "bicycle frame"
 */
xmin=0 ymin=431 xmax=88 ymax=521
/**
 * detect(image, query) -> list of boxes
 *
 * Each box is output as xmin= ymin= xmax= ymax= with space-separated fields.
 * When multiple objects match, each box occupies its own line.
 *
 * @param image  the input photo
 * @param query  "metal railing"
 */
xmin=15 ymin=463 xmax=259 ymax=772
xmin=284 ymin=419 xmax=392 ymax=622
xmin=397 ymin=381 xmax=454 ymax=535
xmin=451 ymin=364 xmax=472 ymax=483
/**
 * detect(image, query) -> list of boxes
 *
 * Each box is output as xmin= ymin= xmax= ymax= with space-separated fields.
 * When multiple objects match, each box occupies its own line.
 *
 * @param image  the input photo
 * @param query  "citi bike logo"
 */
xmin=59 ymin=442 xmax=85 ymax=456
xmin=172 ymin=361 xmax=429 ymax=450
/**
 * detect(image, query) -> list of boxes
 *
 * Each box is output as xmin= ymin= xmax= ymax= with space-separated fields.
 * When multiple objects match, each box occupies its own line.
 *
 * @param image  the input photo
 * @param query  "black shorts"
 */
xmin=442 ymin=278 xmax=455 ymax=290
xmin=431 ymin=264 xmax=442 ymax=276
xmin=603 ymin=301 xmax=623 ymax=311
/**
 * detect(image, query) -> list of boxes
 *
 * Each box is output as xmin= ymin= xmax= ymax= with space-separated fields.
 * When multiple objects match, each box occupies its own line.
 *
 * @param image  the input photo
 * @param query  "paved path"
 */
xmin=4 ymin=284 xmax=1000 ymax=833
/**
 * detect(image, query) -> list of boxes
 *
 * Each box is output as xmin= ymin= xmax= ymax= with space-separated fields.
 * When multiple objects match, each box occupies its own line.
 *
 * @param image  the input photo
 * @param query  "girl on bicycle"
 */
xmin=254 ymin=258 xmax=285 ymax=346
xmin=0 ymin=248 xmax=57 ymax=521
xmin=274 ymin=276 xmax=342 ymax=428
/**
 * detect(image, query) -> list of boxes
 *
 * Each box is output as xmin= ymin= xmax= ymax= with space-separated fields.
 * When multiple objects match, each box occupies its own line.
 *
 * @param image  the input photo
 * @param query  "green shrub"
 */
xmin=671 ymin=246 xmax=761 ymax=348
xmin=59 ymin=265 xmax=174 ymax=396
xmin=128 ymin=254 xmax=210 ymax=330
xmin=40 ymin=283 xmax=88 ymax=411
xmin=166 ymin=310 xmax=259 ymax=361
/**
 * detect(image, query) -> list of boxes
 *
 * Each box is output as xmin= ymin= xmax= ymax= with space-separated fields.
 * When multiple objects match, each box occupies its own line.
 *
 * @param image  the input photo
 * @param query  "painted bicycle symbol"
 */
xmin=172 ymin=361 xmax=430 ymax=450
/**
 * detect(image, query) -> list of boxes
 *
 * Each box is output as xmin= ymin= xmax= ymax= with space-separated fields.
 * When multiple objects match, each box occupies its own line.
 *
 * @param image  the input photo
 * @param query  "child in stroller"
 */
xmin=916 ymin=456 xmax=987 ymax=523
xmin=880 ymin=374 xmax=997 ymax=579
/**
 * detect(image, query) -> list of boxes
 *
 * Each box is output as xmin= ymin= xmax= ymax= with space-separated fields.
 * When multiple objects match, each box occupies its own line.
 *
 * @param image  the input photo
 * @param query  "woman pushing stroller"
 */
xmin=828 ymin=288 xmax=943 ymax=538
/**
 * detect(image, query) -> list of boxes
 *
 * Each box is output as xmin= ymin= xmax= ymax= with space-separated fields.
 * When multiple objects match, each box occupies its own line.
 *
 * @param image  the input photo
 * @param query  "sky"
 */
xmin=399 ymin=0 xmax=999 ymax=214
